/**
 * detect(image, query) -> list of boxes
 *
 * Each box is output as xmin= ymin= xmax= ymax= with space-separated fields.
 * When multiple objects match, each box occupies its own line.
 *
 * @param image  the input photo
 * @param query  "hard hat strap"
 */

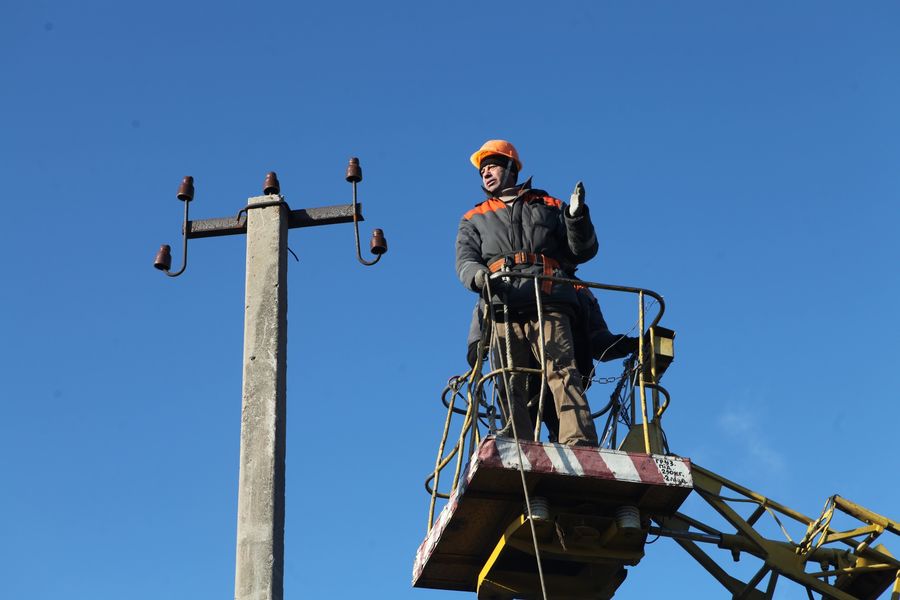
xmin=499 ymin=156 xmax=514 ymax=191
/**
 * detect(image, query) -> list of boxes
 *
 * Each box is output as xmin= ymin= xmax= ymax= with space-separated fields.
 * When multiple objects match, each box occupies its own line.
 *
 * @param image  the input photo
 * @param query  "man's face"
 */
xmin=480 ymin=163 xmax=511 ymax=194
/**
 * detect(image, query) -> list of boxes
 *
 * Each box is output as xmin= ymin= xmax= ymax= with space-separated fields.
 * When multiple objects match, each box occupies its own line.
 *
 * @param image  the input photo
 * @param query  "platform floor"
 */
xmin=413 ymin=436 xmax=693 ymax=593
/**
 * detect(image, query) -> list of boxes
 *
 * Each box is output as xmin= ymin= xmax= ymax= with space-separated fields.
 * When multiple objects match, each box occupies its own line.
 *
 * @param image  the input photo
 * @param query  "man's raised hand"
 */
xmin=568 ymin=181 xmax=586 ymax=217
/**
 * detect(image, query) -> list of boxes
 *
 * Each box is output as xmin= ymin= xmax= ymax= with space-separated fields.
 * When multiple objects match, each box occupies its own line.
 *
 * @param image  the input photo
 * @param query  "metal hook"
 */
xmin=153 ymin=176 xmax=194 ymax=277
xmin=347 ymin=157 xmax=387 ymax=266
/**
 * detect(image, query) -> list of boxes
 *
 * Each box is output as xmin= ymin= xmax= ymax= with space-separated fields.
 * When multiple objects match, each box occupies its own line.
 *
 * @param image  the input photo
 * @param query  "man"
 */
xmin=455 ymin=139 xmax=601 ymax=446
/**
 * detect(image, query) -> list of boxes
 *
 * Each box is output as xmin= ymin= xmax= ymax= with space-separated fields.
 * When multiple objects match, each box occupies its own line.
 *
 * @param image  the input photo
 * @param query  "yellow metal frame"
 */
xmin=476 ymin=512 xmax=644 ymax=599
xmin=656 ymin=464 xmax=900 ymax=600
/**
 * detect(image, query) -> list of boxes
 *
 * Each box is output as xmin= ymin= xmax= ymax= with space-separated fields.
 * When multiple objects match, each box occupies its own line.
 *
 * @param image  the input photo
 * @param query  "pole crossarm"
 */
xmin=650 ymin=463 xmax=900 ymax=600
xmin=186 ymin=202 xmax=363 ymax=239
xmin=155 ymin=163 xmax=387 ymax=600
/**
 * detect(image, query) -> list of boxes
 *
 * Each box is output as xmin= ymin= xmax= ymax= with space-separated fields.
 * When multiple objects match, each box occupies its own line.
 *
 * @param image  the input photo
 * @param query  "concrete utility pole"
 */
xmin=154 ymin=164 xmax=385 ymax=600
xmin=234 ymin=196 xmax=288 ymax=600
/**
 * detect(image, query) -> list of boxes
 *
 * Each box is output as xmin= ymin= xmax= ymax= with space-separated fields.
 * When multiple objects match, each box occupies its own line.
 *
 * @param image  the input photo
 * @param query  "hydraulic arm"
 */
xmin=652 ymin=464 xmax=900 ymax=600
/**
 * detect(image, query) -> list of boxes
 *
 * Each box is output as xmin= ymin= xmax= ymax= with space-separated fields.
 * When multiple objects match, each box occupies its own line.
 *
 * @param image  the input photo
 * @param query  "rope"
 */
xmin=485 ymin=274 xmax=549 ymax=600
xmin=797 ymin=496 xmax=837 ymax=556
xmin=533 ymin=276 xmax=548 ymax=442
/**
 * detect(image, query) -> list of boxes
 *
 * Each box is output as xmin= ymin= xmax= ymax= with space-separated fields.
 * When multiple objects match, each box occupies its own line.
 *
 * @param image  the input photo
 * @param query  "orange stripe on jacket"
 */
xmin=541 ymin=196 xmax=562 ymax=209
xmin=463 ymin=195 xmax=561 ymax=220
xmin=463 ymin=199 xmax=508 ymax=220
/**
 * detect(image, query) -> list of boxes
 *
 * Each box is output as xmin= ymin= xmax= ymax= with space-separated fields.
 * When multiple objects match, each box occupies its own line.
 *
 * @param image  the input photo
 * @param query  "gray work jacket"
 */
xmin=455 ymin=179 xmax=598 ymax=313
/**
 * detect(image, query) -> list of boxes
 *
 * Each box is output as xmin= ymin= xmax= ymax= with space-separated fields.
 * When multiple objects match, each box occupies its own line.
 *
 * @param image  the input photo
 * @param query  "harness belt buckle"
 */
xmin=500 ymin=255 xmax=515 ymax=285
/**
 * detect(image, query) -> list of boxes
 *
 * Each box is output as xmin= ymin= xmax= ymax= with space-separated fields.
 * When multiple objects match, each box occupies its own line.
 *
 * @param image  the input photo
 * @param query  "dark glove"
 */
xmin=622 ymin=336 xmax=640 ymax=355
xmin=593 ymin=334 xmax=639 ymax=362
xmin=467 ymin=342 xmax=481 ymax=368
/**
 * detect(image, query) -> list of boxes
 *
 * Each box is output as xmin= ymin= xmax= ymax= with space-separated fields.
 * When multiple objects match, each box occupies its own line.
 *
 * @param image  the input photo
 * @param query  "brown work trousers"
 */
xmin=493 ymin=311 xmax=598 ymax=446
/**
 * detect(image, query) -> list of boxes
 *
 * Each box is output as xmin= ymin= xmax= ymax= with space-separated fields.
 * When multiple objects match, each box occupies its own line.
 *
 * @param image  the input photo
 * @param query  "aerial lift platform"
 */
xmin=413 ymin=275 xmax=900 ymax=600
xmin=414 ymin=436 xmax=692 ymax=598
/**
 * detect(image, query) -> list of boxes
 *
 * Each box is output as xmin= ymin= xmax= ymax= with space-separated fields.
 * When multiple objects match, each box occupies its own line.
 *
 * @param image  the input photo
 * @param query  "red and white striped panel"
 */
xmin=412 ymin=437 xmax=692 ymax=584
xmin=482 ymin=437 xmax=693 ymax=488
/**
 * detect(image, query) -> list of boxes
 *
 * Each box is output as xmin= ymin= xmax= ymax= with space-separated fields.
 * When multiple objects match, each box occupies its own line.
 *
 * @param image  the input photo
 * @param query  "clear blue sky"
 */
xmin=2 ymin=2 xmax=898 ymax=598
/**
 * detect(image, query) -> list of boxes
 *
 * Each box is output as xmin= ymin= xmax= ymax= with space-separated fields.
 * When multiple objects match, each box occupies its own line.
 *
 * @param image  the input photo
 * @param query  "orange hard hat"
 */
xmin=469 ymin=140 xmax=522 ymax=172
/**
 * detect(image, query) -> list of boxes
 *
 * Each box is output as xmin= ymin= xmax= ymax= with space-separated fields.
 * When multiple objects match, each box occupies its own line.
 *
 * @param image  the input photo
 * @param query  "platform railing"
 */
xmin=481 ymin=271 xmax=668 ymax=452
xmin=425 ymin=272 xmax=671 ymax=531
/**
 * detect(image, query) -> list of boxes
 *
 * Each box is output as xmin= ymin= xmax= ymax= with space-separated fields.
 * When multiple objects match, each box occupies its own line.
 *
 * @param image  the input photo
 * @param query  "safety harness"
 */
xmin=488 ymin=252 xmax=559 ymax=294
